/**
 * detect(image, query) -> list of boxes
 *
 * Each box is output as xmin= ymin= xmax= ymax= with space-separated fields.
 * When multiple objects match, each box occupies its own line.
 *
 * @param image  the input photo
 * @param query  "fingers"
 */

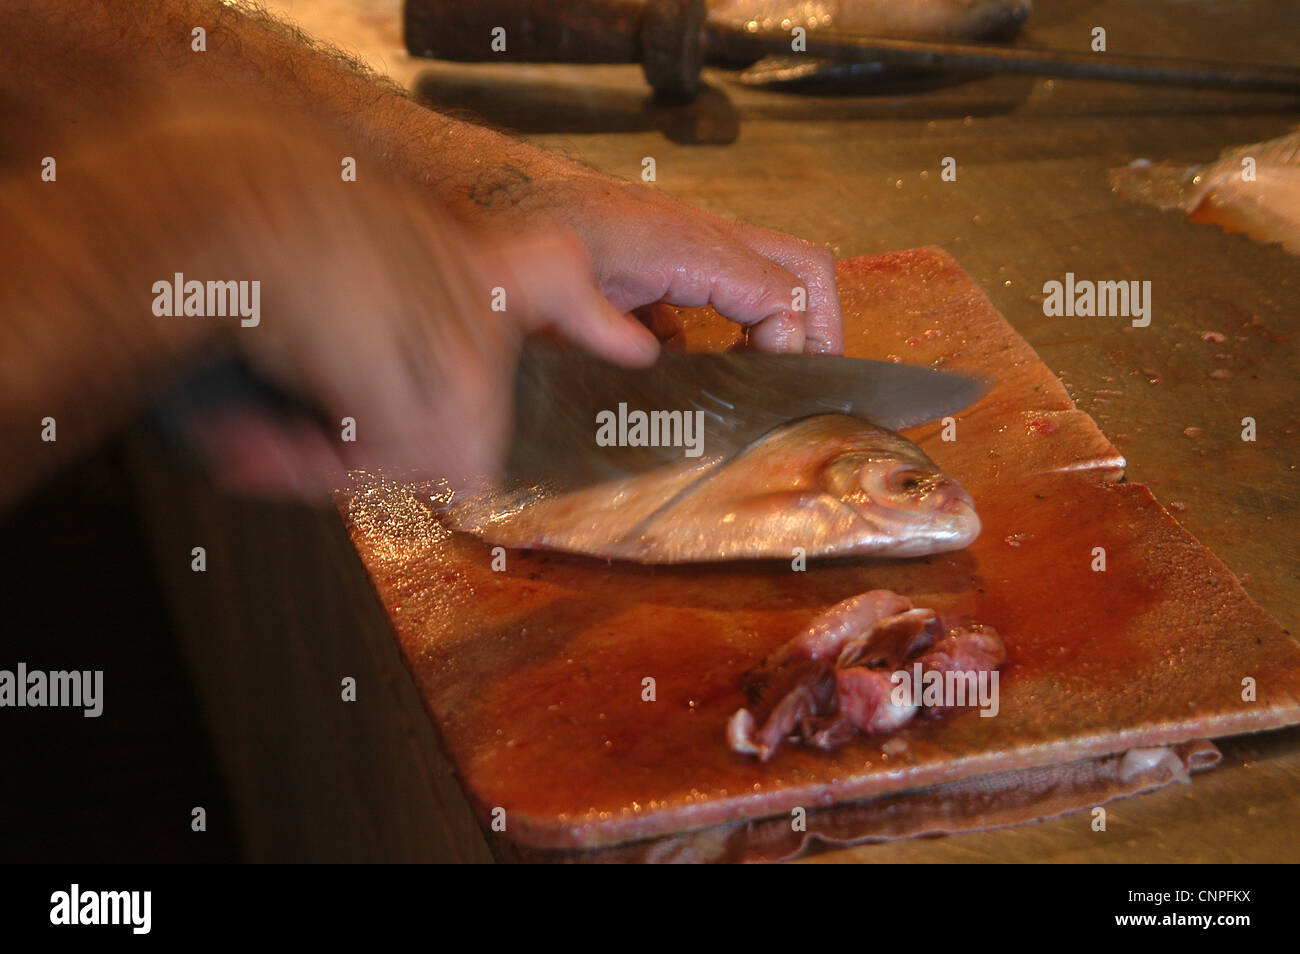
xmin=647 ymin=241 xmax=810 ymax=353
xmin=739 ymin=309 xmax=805 ymax=353
xmin=730 ymin=223 xmax=844 ymax=355
xmin=482 ymin=230 xmax=660 ymax=368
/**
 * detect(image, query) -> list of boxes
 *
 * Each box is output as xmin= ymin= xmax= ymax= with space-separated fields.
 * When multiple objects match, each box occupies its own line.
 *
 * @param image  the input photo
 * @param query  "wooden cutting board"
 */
xmin=340 ymin=247 xmax=1300 ymax=850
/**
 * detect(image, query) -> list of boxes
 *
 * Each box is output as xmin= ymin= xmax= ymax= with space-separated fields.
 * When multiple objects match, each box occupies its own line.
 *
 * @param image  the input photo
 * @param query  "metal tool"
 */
xmin=507 ymin=340 xmax=988 ymax=491
xmin=404 ymin=0 xmax=1300 ymax=99
xmin=149 ymin=339 xmax=987 ymax=492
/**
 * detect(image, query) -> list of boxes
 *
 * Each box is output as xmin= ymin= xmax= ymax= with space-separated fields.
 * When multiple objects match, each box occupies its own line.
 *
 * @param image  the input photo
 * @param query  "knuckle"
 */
xmin=738 ymin=271 xmax=787 ymax=315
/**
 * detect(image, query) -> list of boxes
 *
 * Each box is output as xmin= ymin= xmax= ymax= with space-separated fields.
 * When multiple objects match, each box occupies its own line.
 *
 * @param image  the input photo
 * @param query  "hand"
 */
xmin=166 ymin=116 xmax=660 ymax=498
xmin=443 ymin=163 xmax=845 ymax=355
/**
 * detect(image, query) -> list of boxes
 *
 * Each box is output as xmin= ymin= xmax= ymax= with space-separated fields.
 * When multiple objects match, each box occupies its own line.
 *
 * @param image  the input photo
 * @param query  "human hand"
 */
xmin=165 ymin=118 xmax=659 ymax=498
xmin=442 ymin=163 xmax=844 ymax=355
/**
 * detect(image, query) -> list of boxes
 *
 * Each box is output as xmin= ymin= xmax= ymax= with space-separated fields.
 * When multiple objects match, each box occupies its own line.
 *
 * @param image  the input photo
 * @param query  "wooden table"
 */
xmin=133 ymin=0 xmax=1299 ymax=861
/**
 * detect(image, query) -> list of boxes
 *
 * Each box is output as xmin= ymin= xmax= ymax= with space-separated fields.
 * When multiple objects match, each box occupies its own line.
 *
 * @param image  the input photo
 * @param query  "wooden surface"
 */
xmin=188 ymin=0 xmax=1299 ymax=861
xmin=341 ymin=248 xmax=1300 ymax=854
xmin=130 ymin=439 xmax=498 ymax=862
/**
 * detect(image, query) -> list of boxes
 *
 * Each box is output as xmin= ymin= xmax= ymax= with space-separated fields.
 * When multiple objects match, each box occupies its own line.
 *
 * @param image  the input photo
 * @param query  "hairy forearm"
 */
xmin=3 ymin=0 xmax=591 ymax=220
xmin=0 ymin=0 xmax=588 ymax=504
xmin=0 ymin=0 xmax=844 ymax=507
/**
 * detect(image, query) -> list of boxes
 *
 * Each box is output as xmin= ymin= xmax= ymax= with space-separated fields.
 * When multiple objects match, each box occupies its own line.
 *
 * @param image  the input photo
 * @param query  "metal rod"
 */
xmin=721 ymin=28 xmax=1300 ymax=94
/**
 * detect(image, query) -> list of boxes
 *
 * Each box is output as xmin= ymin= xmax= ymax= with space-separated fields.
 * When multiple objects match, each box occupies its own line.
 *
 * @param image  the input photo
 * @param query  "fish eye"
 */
xmin=888 ymin=469 xmax=930 ymax=494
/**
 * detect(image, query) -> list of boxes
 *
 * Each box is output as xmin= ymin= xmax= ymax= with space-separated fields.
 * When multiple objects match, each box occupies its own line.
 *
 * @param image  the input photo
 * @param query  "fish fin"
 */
xmin=1217 ymin=130 xmax=1300 ymax=166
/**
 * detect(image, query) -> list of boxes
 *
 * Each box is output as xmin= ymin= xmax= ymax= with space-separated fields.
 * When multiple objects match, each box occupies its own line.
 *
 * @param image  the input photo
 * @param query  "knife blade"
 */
xmin=506 ymin=339 xmax=988 ymax=491
xmin=147 ymin=339 xmax=988 ymax=493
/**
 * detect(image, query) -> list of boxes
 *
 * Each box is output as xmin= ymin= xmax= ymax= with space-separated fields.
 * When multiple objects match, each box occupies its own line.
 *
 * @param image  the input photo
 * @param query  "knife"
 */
xmin=507 ymin=340 xmax=988 ymax=491
xmin=148 ymin=339 xmax=987 ymax=491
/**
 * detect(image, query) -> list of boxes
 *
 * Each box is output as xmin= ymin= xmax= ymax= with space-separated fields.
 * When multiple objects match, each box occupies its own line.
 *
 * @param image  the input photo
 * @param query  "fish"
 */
xmin=711 ymin=0 xmax=1033 ymax=87
xmin=708 ymin=0 xmax=1033 ymax=42
xmin=444 ymin=413 xmax=980 ymax=564
xmin=728 ymin=589 xmax=1006 ymax=761
xmin=1110 ymin=130 xmax=1300 ymax=256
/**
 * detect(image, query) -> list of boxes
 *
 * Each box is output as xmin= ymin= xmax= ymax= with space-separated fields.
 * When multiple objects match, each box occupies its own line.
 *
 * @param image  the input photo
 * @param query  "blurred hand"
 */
xmin=2 ymin=0 xmax=839 ymax=509
xmin=155 ymin=116 xmax=660 ymax=498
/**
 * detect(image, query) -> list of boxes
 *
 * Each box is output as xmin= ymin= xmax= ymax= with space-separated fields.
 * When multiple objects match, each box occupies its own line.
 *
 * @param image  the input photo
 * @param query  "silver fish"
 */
xmin=708 ymin=0 xmax=1033 ymax=41
xmin=712 ymin=0 xmax=1033 ymax=87
xmin=1111 ymin=130 xmax=1300 ymax=256
xmin=444 ymin=413 xmax=980 ymax=563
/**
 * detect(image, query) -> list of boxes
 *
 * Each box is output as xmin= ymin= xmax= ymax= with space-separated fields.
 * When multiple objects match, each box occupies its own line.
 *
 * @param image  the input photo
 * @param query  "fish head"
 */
xmin=820 ymin=437 xmax=980 ymax=557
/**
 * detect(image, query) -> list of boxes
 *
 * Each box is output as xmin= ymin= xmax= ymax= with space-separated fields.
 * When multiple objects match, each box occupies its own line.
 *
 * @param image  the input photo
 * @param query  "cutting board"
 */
xmin=341 ymin=247 xmax=1300 ymax=851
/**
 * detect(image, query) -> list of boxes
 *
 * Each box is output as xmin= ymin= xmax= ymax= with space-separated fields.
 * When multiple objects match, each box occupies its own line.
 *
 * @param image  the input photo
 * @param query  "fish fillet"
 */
xmin=1111 ymin=130 xmax=1300 ymax=256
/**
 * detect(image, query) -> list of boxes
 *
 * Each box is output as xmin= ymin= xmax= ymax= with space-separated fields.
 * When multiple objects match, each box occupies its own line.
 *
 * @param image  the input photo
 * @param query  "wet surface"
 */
xmin=342 ymin=251 xmax=1300 ymax=850
xmin=280 ymin=0 xmax=1300 ymax=860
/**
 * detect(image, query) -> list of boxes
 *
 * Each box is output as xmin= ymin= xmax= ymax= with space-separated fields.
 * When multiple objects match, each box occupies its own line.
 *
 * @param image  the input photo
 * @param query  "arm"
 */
xmin=2 ymin=0 xmax=843 ymax=353
xmin=0 ymin=105 xmax=654 ymax=508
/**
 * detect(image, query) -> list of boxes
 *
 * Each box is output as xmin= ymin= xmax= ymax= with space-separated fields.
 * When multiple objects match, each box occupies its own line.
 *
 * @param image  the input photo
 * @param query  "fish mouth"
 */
xmin=933 ymin=481 xmax=977 ymax=515
xmin=926 ymin=495 xmax=982 ymax=549
xmin=925 ymin=480 xmax=980 ymax=545
xmin=867 ymin=483 xmax=981 ymax=557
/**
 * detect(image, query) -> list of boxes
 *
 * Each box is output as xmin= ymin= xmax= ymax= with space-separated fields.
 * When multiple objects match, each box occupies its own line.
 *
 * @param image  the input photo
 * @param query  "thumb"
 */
xmin=477 ymin=229 xmax=660 ymax=367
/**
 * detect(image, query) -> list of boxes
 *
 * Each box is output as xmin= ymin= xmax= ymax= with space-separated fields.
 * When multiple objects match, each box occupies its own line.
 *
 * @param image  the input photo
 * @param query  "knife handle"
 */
xmin=149 ymin=353 xmax=329 ymax=469
xmin=403 ymin=0 xmax=707 ymax=97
